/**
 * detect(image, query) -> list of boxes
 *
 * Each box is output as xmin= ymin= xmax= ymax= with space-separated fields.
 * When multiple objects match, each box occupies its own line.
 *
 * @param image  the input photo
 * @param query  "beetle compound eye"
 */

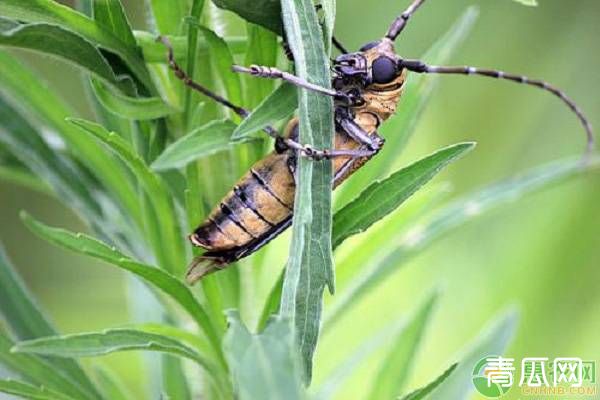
xmin=371 ymin=57 xmax=397 ymax=84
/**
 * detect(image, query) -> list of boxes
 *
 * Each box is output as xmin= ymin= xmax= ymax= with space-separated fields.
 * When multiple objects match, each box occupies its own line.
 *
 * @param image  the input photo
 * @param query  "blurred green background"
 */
xmin=1 ymin=0 xmax=598 ymax=399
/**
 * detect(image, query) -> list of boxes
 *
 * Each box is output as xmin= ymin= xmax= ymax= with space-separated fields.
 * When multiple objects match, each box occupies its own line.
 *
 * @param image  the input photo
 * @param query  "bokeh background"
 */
xmin=1 ymin=0 xmax=598 ymax=398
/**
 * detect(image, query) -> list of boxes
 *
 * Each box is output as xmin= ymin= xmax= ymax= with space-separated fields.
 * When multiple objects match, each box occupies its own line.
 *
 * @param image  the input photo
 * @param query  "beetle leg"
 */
xmin=336 ymin=109 xmax=384 ymax=151
xmin=158 ymin=36 xmax=286 ymax=142
xmin=232 ymin=65 xmax=354 ymax=104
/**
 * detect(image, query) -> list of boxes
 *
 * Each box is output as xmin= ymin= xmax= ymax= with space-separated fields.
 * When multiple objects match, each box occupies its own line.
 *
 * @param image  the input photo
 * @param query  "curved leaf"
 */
xmin=152 ymin=119 xmax=256 ymax=170
xmin=91 ymin=78 xmax=178 ymax=120
xmin=0 ymin=0 xmax=153 ymax=91
xmin=0 ymin=246 xmax=102 ymax=400
xmin=0 ymin=23 xmax=122 ymax=88
xmin=333 ymin=143 xmax=475 ymax=248
xmin=368 ymin=292 xmax=438 ymax=399
xmin=211 ymin=0 xmax=283 ymax=35
xmin=20 ymin=212 xmax=222 ymax=356
xmin=67 ymin=118 xmax=185 ymax=273
xmin=13 ymin=329 xmax=212 ymax=371
xmin=428 ymin=310 xmax=519 ymax=399
xmin=0 ymin=53 xmax=142 ymax=230
xmin=398 ymin=364 xmax=458 ymax=400
xmin=0 ymin=332 xmax=96 ymax=400
xmin=0 ymin=379 xmax=74 ymax=400
xmin=232 ymin=83 xmax=297 ymax=140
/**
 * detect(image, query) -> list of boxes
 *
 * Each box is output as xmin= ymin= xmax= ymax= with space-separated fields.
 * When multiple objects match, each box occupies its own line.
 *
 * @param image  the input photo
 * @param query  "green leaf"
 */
xmin=0 ymin=379 xmax=74 ymax=400
xmin=183 ymin=0 xmax=207 ymax=125
xmin=148 ymin=0 xmax=187 ymax=35
xmin=0 ymin=165 xmax=51 ymax=195
xmin=325 ymin=156 xmax=599 ymax=328
xmin=428 ymin=310 xmax=519 ymax=399
xmin=0 ymin=22 xmax=122 ymax=89
xmin=134 ymin=31 xmax=247 ymax=63
xmin=0 ymin=247 xmax=102 ymax=400
xmin=279 ymin=0 xmax=336 ymax=383
xmin=336 ymin=7 xmax=479 ymax=207
xmin=91 ymin=78 xmax=178 ymax=120
xmin=13 ymin=329 xmax=212 ymax=371
xmin=95 ymin=366 xmax=133 ymax=400
xmin=512 ymin=0 xmax=537 ymax=6
xmin=314 ymin=293 xmax=436 ymax=400
xmin=19 ymin=212 xmax=222 ymax=357
xmin=198 ymin=26 xmax=243 ymax=109
xmin=92 ymin=0 xmax=136 ymax=47
xmin=0 ymin=99 xmax=103 ymax=221
xmin=257 ymin=271 xmax=284 ymax=331
xmin=0 ymin=0 xmax=153 ymax=91
xmin=232 ymin=83 xmax=297 ymax=140
xmin=67 ymin=118 xmax=185 ymax=273
xmin=152 ymin=119 xmax=256 ymax=170
xmin=0 ymin=246 xmax=55 ymax=340
xmin=211 ymin=0 xmax=283 ymax=35
xmin=333 ymin=143 xmax=475 ymax=248
xmin=398 ymin=363 xmax=458 ymax=400
xmin=243 ymin=23 xmax=278 ymax=107
xmin=0 ymin=53 xmax=142 ymax=230
xmin=0 ymin=332 xmax=96 ymax=400
xmin=223 ymin=311 xmax=306 ymax=400
xmin=368 ymin=292 xmax=438 ymax=399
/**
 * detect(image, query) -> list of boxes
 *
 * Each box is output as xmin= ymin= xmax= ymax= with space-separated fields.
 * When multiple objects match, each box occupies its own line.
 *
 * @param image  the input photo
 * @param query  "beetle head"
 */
xmin=333 ymin=39 xmax=404 ymax=88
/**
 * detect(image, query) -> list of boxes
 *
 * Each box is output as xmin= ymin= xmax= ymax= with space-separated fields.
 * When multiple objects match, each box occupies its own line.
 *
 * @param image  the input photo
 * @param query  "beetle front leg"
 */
xmin=232 ymin=65 xmax=357 ymax=104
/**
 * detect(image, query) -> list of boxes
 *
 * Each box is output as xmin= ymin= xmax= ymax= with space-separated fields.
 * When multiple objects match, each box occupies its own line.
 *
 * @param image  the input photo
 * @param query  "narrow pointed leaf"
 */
xmin=0 ymin=379 xmax=74 ymax=400
xmin=0 ymin=0 xmax=154 ymax=90
xmin=0 ymin=247 xmax=102 ymax=400
xmin=199 ymin=26 xmax=243 ymax=108
xmin=279 ymin=0 xmax=336 ymax=383
xmin=232 ymin=83 xmax=297 ymax=140
xmin=428 ymin=310 xmax=519 ymax=399
xmin=67 ymin=118 xmax=185 ymax=273
xmin=0 ymin=53 xmax=142 ymax=228
xmin=398 ymin=364 xmax=458 ymax=400
xmin=369 ymin=292 xmax=438 ymax=399
xmin=148 ymin=0 xmax=187 ymax=34
xmin=152 ymin=119 xmax=256 ymax=170
xmin=0 ymin=23 xmax=122 ymax=88
xmin=223 ymin=311 xmax=306 ymax=400
xmin=326 ymin=156 xmax=599 ymax=328
xmin=0 ymin=246 xmax=57 ymax=339
xmin=20 ymin=212 xmax=221 ymax=354
xmin=91 ymin=78 xmax=178 ymax=120
xmin=315 ymin=293 xmax=436 ymax=400
xmin=333 ymin=143 xmax=475 ymax=248
xmin=0 ymin=332 xmax=96 ymax=400
xmin=13 ymin=329 xmax=212 ymax=371
xmin=92 ymin=0 xmax=136 ymax=47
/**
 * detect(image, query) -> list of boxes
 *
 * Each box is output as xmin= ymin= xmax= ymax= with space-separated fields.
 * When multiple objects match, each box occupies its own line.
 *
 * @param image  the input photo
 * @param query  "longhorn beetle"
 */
xmin=160 ymin=0 xmax=595 ymax=284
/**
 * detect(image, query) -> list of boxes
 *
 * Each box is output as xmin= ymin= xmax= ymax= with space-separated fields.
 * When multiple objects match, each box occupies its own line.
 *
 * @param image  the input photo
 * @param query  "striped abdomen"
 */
xmin=190 ymin=150 xmax=296 ymax=253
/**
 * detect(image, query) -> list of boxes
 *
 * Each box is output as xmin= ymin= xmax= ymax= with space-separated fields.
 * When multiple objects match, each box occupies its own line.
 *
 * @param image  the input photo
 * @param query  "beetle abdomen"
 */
xmin=190 ymin=151 xmax=296 ymax=252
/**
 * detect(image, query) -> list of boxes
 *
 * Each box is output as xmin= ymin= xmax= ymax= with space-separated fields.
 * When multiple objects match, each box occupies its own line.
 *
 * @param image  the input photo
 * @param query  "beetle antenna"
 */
xmin=386 ymin=0 xmax=428 ymax=41
xmin=157 ymin=35 xmax=249 ymax=118
xmin=399 ymin=59 xmax=595 ymax=155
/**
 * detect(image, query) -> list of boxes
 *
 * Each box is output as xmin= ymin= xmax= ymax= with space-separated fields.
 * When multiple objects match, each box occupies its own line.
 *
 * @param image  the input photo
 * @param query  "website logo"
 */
xmin=473 ymin=356 xmax=597 ymax=398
